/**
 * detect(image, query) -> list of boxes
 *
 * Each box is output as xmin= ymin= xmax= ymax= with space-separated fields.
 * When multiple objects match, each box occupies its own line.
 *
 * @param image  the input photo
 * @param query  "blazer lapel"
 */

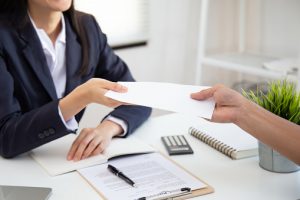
xmin=19 ymin=17 xmax=57 ymax=100
xmin=64 ymin=16 xmax=82 ymax=95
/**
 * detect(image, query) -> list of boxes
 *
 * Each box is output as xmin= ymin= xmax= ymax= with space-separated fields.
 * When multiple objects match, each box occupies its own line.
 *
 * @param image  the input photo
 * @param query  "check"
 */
xmin=105 ymin=82 xmax=215 ymax=119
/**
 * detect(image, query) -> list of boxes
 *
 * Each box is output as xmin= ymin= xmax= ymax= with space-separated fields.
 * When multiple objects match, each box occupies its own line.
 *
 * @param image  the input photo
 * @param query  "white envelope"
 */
xmin=105 ymin=82 xmax=215 ymax=119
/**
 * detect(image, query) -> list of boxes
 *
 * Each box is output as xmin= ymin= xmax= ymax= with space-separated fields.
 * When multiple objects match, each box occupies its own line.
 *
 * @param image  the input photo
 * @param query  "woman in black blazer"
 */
xmin=0 ymin=0 xmax=151 ymax=160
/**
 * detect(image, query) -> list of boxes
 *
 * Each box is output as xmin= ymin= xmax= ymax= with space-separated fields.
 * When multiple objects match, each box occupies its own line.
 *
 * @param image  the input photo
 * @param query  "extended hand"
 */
xmin=191 ymin=84 xmax=246 ymax=123
xmin=59 ymin=78 xmax=127 ymax=122
xmin=76 ymin=78 xmax=127 ymax=107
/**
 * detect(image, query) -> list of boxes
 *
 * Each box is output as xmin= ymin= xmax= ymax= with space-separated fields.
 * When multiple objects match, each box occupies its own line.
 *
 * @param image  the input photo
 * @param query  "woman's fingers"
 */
xmin=98 ymin=79 xmax=127 ymax=93
xmin=67 ymin=129 xmax=89 ymax=160
xmin=82 ymin=134 xmax=112 ymax=159
xmin=84 ymin=79 xmax=127 ymax=107
xmin=111 ymin=82 xmax=127 ymax=93
xmin=103 ymin=97 xmax=124 ymax=108
xmin=82 ymin=135 xmax=103 ymax=159
xmin=67 ymin=128 xmax=94 ymax=161
xmin=72 ymin=133 xmax=95 ymax=161
xmin=91 ymin=138 xmax=111 ymax=156
xmin=67 ymin=126 xmax=114 ymax=161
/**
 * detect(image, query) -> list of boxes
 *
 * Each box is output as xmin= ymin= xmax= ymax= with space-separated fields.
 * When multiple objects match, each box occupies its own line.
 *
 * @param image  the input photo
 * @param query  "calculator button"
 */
xmin=169 ymin=136 xmax=176 ymax=146
xmin=163 ymin=137 xmax=171 ymax=146
xmin=179 ymin=135 xmax=187 ymax=145
xmin=174 ymin=136 xmax=182 ymax=145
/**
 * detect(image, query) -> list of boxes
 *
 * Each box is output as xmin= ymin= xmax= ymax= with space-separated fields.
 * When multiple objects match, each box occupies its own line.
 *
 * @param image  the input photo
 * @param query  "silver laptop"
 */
xmin=0 ymin=185 xmax=52 ymax=200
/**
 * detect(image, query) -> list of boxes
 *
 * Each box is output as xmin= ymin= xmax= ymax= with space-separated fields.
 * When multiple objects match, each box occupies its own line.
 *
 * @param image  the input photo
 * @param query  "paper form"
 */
xmin=78 ymin=153 xmax=207 ymax=200
xmin=105 ymin=82 xmax=215 ymax=119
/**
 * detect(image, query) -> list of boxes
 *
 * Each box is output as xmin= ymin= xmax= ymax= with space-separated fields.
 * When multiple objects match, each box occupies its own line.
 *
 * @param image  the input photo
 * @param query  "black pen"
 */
xmin=107 ymin=164 xmax=136 ymax=187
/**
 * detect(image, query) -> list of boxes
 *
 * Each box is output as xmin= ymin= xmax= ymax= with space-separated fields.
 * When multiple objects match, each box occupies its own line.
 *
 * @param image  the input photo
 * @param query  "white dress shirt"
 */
xmin=29 ymin=14 xmax=127 ymax=135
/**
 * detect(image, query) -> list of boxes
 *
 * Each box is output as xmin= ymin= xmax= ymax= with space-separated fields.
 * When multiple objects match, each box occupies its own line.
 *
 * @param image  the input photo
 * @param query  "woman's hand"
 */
xmin=59 ymin=78 xmax=127 ymax=122
xmin=78 ymin=78 xmax=127 ymax=107
xmin=67 ymin=120 xmax=123 ymax=161
xmin=191 ymin=84 xmax=248 ymax=124
xmin=60 ymin=78 xmax=127 ymax=161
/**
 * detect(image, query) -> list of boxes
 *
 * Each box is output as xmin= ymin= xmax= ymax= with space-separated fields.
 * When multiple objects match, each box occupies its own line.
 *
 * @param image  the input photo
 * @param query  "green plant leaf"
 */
xmin=243 ymin=79 xmax=300 ymax=125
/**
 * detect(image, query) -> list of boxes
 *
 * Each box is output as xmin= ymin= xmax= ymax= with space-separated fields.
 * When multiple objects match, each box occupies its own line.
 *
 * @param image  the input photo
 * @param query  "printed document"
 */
xmin=78 ymin=153 xmax=207 ymax=200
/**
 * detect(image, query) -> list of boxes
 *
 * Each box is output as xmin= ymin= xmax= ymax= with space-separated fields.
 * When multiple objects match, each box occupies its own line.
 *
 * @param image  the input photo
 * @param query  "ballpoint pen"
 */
xmin=107 ymin=164 xmax=136 ymax=187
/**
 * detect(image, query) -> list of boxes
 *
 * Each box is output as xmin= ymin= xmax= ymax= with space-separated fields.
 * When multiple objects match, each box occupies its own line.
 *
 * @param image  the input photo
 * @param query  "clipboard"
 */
xmin=159 ymin=153 xmax=214 ymax=200
xmin=77 ymin=152 xmax=214 ymax=200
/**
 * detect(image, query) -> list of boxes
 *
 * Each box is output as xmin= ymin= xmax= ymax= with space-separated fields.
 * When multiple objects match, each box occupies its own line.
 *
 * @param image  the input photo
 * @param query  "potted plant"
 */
xmin=243 ymin=80 xmax=300 ymax=173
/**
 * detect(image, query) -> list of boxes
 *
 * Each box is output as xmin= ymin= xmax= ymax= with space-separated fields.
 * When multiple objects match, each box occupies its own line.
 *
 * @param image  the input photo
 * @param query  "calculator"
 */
xmin=161 ymin=135 xmax=193 ymax=155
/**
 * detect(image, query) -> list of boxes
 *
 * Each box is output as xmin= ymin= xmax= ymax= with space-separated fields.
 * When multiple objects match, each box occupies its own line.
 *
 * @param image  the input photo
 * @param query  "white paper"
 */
xmin=78 ymin=153 xmax=207 ymax=200
xmin=30 ymin=135 xmax=155 ymax=176
xmin=105 ymin=82 xmax=215 ymax=119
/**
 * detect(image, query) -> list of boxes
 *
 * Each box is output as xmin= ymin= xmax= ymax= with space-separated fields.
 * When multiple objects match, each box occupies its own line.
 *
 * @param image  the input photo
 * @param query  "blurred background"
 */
xmin=75 ymin=0 xmax=300 ymax=129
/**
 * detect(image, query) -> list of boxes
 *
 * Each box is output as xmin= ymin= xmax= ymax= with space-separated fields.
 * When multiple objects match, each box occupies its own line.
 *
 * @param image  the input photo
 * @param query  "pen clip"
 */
xmin=137 ymin=187 xmax=191 ymax=200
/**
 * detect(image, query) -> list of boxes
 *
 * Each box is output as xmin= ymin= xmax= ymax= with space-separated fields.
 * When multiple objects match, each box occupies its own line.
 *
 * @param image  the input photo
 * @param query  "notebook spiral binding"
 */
xmin=189 ymin=127 xmax=237 ymax=159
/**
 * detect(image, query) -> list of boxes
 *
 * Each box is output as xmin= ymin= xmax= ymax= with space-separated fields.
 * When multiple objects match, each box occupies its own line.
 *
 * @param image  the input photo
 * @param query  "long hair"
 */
xmin=0 ymin=0 xmax=89 ymax=75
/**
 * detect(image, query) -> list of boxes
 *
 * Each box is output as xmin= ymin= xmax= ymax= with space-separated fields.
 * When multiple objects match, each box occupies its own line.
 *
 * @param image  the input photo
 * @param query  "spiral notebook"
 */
xmin=189 ymin=120 xmax=258 ymax=159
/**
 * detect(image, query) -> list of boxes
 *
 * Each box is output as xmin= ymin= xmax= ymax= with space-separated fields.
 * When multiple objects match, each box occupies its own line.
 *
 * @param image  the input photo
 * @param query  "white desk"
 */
xmin=0 ymin=113 xmax=299 ymax=200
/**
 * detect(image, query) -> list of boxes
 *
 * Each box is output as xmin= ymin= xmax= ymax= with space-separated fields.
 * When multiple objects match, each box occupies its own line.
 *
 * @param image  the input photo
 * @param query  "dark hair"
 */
xmin=0 ymin=0 xmax=89 ymax=75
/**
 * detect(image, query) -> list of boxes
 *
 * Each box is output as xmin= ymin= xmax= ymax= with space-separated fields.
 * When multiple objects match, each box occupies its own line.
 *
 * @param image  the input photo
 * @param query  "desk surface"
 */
xmin=0 ymin=113 xmax=299 ymax=200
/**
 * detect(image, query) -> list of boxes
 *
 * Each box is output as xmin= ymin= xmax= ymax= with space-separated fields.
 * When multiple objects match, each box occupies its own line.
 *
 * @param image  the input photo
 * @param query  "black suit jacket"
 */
xmin=0 ymin=12 xmax=151 ymax=158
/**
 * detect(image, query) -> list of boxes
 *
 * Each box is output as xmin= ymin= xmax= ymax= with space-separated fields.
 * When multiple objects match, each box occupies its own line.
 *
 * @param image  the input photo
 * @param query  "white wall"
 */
xmin=79 ymin=0 xmax=300 ymax=129
xmin=260 ymin=0 xmax=300 ymax=57
xmin=76 ymin=0 xmax=300 ymax=87
xmin=115 ymin=0 xmax=201 ymax=84
xmin=79 ymin=0 xmax=202 ymax=129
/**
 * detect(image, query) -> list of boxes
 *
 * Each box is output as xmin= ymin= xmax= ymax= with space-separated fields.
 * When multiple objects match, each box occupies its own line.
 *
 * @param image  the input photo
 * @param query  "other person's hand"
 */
xmin=191 ymin=84 xmax=247 ymax=123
